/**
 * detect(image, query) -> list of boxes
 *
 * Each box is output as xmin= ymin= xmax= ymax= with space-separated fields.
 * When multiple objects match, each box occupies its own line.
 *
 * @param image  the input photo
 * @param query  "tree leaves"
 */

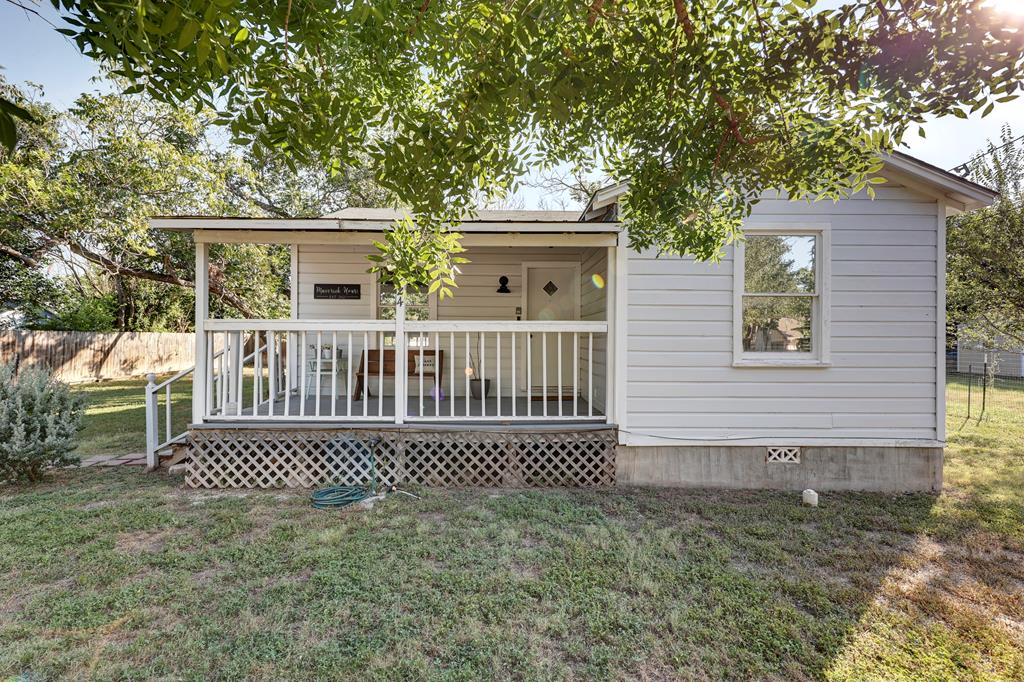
xmin=947 ymin=125 xmax=1024 ymax=350
xmin=369 ymin=216 xmax=468 ymax=300
xmin=0 ymin=95 xmax=37 ymax=153
xmin=42 ymin=0 xmax=1024 ymax=288
xmin=0 ymin=80 xmax=388 ymax=328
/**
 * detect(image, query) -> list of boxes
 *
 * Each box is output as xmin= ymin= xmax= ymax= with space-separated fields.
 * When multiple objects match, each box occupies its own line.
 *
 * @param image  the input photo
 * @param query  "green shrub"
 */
xmin=0 ymin=362 xmax=86 ymax=483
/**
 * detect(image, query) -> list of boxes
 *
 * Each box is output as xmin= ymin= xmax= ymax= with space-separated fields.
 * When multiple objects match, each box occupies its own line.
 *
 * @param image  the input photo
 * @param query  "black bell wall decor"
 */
xmin=496 ymin=276 xmax=511 ymax=294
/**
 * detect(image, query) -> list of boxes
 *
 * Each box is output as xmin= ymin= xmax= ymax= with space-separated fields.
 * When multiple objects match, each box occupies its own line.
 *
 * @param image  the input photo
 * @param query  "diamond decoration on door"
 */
xmin=543 ymin=281 xmax=559 ymax=296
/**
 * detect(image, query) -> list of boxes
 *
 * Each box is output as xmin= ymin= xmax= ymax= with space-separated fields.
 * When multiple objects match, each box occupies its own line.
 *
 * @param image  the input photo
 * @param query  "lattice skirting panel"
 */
xmin=186 ymin=428 xmax=617 ymax=489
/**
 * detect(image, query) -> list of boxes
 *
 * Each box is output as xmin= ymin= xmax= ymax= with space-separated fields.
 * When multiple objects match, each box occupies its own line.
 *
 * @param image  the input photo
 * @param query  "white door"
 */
xmin=524 ymin=264 xmax=579 ymax=396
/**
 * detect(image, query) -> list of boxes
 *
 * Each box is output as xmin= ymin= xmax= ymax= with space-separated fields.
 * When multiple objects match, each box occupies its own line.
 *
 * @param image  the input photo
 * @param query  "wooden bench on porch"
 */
xmin=351 ymin=348 xmax=444 ymax=402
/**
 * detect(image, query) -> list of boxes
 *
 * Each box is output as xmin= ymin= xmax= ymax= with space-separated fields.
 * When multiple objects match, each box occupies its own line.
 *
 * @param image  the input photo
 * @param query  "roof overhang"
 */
xmin=150 ymin=215 xmax=622 ymax=248
xmin=150 ymin=216 xmax=622 ymax=234
xmin=882 ymin=152 xmax=998 ymax=212
xmin=578 ymin=152 xmax=998 ymax=216
xmin=151 ymin=151 xmax=997 ymax=236
xmin=581 ymin=181 xmax=629 ymax=221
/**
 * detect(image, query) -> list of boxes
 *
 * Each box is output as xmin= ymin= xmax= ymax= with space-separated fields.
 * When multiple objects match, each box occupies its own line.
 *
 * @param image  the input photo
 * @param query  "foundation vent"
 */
xmin=766 ymin=446 xmax=801 ymax=464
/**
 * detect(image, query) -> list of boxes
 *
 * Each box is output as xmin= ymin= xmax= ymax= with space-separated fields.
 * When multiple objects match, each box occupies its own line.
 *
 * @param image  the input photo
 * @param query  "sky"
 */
xmin=2 ymin=1 xmax=1023 ymax=209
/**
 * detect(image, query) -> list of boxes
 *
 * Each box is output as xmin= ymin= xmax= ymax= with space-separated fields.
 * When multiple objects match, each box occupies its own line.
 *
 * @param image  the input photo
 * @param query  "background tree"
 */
xmin=0 ymin=78 xmax=390 ymax=330
xmin=947 ymin=126 xmax=1024 ymax=351
xmin=35 ymin=0 xmax=1024 ymax=292
xmin=741 ymin=235 xmax=815 ymax=351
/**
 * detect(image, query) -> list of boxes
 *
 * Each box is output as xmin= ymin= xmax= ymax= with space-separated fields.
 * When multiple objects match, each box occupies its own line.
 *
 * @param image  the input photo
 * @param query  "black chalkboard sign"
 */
xmin=313 ymin=283 xmax=361 ymax=300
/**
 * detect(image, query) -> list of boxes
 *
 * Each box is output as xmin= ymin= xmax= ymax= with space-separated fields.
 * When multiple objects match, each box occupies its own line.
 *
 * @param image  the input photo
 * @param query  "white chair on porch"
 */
xmin=304 ymin=344 xmax=347 ymax=399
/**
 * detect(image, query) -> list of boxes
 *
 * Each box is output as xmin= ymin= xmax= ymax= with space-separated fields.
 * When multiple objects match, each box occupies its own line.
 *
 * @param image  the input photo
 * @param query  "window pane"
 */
xmin=379 ymin=285 xmax=400 ymax=307
xmin=378 ymin=305 xmax=429 ymax=321
xmin=382 ymin=333 xmax=431 ymax=347
xmin=380 ymin=283 xmax=429 ymax=306
xmin=742 ymin=296 xmax=813 ymax=353
xmin=744 ymin=235 xmax=816 ymax=294
xmin=405 ymin=288 xmax=430 ymax=307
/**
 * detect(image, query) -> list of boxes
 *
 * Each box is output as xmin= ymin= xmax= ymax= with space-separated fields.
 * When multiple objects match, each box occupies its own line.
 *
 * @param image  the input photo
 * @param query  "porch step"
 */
xmin=157 ymin=441 xmax=192 ymax=468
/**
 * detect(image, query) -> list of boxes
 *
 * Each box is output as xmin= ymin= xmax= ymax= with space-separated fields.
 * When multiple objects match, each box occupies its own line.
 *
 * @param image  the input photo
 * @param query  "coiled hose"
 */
xmin=310 ymin=437 xmax=378 ymax=510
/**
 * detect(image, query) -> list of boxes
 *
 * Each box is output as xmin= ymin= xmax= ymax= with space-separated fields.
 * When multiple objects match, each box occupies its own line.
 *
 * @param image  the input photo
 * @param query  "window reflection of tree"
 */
xmin=742 ymin=236 xmax=815 ymax=353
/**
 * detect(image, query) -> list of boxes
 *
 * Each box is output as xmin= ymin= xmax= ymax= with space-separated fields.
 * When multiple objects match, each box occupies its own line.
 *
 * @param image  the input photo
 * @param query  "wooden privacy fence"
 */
xmin=0 ymin=331 xmax=195 ymax=383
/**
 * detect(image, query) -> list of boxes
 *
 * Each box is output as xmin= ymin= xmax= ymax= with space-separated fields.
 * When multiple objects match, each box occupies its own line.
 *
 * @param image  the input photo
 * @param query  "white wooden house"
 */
xmin=147 ymin=152 xmax=995 ymax=492
xmin=957 ymin=337 xmax=1024 ymax=378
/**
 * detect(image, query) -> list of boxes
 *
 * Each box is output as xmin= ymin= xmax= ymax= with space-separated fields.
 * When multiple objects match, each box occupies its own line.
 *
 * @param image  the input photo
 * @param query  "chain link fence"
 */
xmin=947 ymin=354 xmax=1024 ymax=423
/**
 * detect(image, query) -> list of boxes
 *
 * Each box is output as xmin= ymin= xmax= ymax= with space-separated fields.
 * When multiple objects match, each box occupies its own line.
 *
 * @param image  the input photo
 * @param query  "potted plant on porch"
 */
xmin=467 ymin=337 xmax=491 ymax=400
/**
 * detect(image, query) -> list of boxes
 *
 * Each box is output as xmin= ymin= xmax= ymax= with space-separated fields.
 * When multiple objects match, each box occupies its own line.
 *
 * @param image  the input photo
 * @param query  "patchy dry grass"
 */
xmin=820 ymin=387 xmax=1024 ymax=681
xmin=73 ymin=376 xmax=192 ymax=457
xmin=1 ymin=403 xmax=1022 ymax=679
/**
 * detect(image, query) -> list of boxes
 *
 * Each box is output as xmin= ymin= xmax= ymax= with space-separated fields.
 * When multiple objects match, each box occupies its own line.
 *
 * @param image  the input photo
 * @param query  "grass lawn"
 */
xmin=73 ymin=375 xmax=193 ymax=457
xmin=0 ymin=390 xmax=1020 ymax=679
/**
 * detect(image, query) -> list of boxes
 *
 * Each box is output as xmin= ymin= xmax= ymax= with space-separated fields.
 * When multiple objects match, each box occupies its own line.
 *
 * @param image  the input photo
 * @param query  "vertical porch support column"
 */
xmin=193 ymin=240 xmax=210 ymax=424
xmin=611 ymin=236 xmax=628 ymax=436
xmin=145 ymin=373 xmax=159 ymax=470
xmin=288 ymin=244 xmax=299 ymax=392
xmin=606 ymin=245 xmax=616 ymax=426
xmin=395 ymin=291 xmax=407 ymax=424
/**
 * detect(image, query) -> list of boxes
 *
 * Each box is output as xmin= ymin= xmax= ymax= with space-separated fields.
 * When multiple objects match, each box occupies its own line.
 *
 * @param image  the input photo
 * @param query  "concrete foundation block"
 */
xmin=616 ymin=445 xmax=942 ymax=492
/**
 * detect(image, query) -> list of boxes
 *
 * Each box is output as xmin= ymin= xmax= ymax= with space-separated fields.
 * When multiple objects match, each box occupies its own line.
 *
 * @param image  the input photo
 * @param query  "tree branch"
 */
xmin=673 ymin=0 xmax=695 ymax=38
xmin=226 ymin=181 xmax=293 ymax=218
xmin=408 ymin=0 xmax=432 ymax=36
xmin=28 ymin=233 xmax=259 ymax=318
xmin=0 ymin=242 xmax=41 ymax=268
xmin=979 ymin=311 xmax=1024 ymax=349
xmin=674 ymin=2 xmax=764 ymax=147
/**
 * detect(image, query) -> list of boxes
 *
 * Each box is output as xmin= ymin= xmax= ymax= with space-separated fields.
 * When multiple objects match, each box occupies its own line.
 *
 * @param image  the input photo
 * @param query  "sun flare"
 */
xmin=984 ymin=0 xmax=1024 ymax=17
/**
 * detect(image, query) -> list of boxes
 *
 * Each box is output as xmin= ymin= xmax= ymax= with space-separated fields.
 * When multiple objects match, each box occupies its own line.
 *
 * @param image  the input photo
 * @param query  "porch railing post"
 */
xmin=193 ymin=241 xmax=210 ymax=423
xmin=395 ymin=292 xmax=407 ymax=424
xmin=145 ymin=373 xmax=159 ymax=470
xmin=606 ymin=244 xmax=617 ymax=425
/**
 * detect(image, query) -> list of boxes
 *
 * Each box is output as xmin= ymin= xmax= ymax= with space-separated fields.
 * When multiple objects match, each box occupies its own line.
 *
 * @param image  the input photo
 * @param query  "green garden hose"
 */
xmin=310 ymin=483 xmax=376 ymax=509
xmin=309 ymin=438 xmax=378 ymax=510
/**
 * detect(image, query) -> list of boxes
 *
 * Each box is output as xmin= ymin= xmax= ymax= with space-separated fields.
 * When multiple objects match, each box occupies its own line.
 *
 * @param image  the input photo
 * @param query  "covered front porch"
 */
xmin=145 ymin=210 xmax=623 ymax=474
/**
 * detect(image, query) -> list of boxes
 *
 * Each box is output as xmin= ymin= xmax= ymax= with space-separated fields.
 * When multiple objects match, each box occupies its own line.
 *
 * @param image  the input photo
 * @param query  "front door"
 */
xmin=524 ymin=263 xmax=579 ymax=396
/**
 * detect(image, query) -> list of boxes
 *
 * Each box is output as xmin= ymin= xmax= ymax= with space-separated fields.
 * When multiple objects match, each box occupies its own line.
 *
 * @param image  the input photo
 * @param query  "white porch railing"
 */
xmin=144 ymin=340 xmax=227 ymax=469
xmin=403 ymin=321 xmax=608 ymax=421
xmin=197 ymin=318 xmax=607 ymax=424
xmin=202 ymin=319 xmax=396 ymax=422
xmin=145 ymin=314 xmax=609 ymax=465
xmin=145 ymin=366 xmax=195 ymax=469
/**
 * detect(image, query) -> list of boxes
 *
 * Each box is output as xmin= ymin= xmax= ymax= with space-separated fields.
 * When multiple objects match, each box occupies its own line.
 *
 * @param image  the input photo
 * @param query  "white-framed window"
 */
xmin=733 ymin=225 xmax=831 ymax=367
xmin=374 ymin=278 xmax=438 ymax=347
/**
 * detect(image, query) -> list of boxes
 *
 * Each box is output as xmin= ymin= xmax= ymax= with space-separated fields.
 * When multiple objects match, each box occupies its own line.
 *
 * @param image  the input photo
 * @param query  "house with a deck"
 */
xmin=147 ymin=152 xmax=996 ymax=492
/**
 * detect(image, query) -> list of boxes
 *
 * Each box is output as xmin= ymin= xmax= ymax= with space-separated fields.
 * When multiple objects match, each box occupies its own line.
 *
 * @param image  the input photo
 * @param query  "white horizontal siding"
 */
xmin=628 ymin=382 xmax=935 ymax=398
xmin=296 ymin=245 xmax=376 ymax=320
xmin=294 ymin=244 xmax=608 ymax=402
xmin=625 ymin=185 xmax=940 ymax=442
xmin=628 ymin=351 xmax=936 ymax=368
xmin=628 ymin=366 xmax=936 ymax=383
